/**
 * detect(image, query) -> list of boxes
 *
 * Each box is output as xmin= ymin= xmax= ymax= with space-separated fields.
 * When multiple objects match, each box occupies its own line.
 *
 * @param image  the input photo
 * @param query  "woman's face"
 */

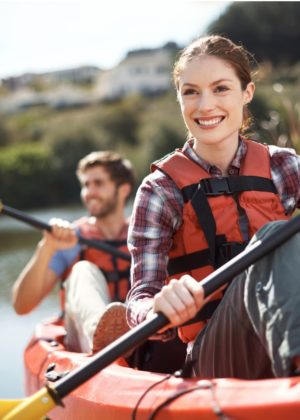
xmin=177 ymin=55 xmax=254 ymax=148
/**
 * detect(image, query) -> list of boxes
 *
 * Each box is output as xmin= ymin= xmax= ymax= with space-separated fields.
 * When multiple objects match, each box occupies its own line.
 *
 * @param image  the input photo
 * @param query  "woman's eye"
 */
xmin=183 ymin=88 xmax=197 ymax=95
xmin=215 ymin=85 xmax=229 ymax=93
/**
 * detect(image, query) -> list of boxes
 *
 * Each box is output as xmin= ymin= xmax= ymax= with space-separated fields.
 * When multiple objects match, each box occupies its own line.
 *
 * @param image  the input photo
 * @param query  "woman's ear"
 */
xmin=244 ymin=82 xmax=255 ymax=104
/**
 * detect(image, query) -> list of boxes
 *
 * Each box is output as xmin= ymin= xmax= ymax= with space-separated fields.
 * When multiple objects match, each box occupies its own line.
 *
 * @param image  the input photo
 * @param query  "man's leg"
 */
xmin=64 ymin=261 xmax=110 ymax=352
xmin=64 ymin=260 xmax=129 ymax=354
xmin=192 ymin=221 xmax=300 ymax=379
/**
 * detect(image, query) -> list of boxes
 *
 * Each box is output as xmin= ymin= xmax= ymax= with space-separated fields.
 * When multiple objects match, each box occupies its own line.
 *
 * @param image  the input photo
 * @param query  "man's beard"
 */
xmin=89 ymin=190 xmax=119 ymax=219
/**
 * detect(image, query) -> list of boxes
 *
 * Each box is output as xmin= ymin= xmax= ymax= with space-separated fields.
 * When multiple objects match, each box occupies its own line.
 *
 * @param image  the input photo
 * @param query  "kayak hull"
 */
xmin=24 ymin=317 xmax=300 ymax=419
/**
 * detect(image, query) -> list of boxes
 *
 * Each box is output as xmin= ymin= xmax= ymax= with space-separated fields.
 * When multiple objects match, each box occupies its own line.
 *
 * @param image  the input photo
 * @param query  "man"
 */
xmin=12 ymin=151 xmax=135 ymax=353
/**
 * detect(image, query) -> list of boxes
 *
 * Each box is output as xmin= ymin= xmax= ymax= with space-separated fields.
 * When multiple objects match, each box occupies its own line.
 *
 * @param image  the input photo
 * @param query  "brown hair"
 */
xmin=173 ymin=35 xmax=256 ymax=132
xmin=76 ymin=151 xmax=135 ymax=198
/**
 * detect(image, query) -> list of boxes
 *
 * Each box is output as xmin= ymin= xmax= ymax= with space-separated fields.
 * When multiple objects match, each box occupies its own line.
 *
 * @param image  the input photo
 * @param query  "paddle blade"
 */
xmin=0 ymin=399 xmax=24 ymax=417
xmin=1 ymin=387 xmax=56 ymax=420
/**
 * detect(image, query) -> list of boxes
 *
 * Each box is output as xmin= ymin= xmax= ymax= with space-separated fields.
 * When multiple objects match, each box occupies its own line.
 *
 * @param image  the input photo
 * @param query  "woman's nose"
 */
xmin=197 ymin=92 xmax=215 ymax=112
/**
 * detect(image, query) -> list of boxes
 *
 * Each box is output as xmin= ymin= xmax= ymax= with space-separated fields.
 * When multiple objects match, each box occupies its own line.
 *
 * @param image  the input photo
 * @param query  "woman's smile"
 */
xmin=194 ymin=116 xmax=225 ymax=128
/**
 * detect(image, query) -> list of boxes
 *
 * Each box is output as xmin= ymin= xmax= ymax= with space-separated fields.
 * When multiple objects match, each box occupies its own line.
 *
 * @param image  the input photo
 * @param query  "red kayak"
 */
xmin=24 ymin=316 xmax=300 ymax=419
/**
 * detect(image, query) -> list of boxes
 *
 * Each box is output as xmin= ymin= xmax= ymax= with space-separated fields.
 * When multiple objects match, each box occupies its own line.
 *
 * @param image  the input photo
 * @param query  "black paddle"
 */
xmin=3 ymin=214 xmax=300 ymax=419
xmin=55 ymin=215 xmax=300 ymax=397
xmin=0 ymin=200 xmax=130 ymax=261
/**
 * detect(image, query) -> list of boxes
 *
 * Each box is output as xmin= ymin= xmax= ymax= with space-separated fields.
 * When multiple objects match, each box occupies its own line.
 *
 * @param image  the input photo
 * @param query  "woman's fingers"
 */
xmin=182 ymin=275 xmax=205 ymax=307
xmin=153 ymin=275 xmax=205 ymax=327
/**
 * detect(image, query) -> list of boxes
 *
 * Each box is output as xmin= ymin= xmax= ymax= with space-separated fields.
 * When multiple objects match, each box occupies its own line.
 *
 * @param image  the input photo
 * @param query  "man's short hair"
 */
xmin=76 ymin=151 xmax=135 ymax=196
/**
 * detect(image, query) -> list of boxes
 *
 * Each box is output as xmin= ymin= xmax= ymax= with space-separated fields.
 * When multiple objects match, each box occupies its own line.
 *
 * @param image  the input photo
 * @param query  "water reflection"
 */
xmin=0 ymin=205 xmax=85 ymax=398
xmin=0 ymin=231 xmax=39 ymax=299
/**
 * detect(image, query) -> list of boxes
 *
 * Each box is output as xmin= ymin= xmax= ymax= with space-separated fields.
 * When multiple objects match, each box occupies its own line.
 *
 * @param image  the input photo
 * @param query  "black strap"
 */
xmin=168 ymin=249 xmax=211 ymax=276
xmin=102 ymin=268 xmax=130 ymax=283
xmin=217 ymin=241 xmax=248 ymax=266
xmin=168 ymin=241 xmax=247 ymax=276
xmin=232 ymin=191 xmax=249 ymax=242
xmin=190 ymin=184 xmax=218 ymax=268
xmin=111 ymin=256 xmax=120 ymax=301
xmin=182 ymin=175 xmax=277 ymax=202
xmin=102 ymin=239 xmax=127 ymax=247
xmin=102 ymin=264 xmax=130 ymax=302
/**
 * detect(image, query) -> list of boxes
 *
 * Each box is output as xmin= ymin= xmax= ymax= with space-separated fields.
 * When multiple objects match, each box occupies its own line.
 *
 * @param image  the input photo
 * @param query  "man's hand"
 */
xmin=42 ymin=218 xmax=78 ymax=252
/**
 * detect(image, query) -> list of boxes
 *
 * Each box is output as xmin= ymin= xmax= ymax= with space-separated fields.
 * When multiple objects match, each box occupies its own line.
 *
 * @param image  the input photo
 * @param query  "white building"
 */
xmin=0 ymin=43 xmax=179 ymax=113
xmin=95 ymin=43 xmax=178 ymax=101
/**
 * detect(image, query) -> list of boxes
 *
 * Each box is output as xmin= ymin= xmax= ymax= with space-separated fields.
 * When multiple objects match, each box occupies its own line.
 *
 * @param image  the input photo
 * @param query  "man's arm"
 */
xmin=12 ymin=219 xmax=78 ymax=314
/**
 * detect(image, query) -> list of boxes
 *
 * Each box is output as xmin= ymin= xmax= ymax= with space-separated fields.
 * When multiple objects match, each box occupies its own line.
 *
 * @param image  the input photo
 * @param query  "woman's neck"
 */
xmin=193 ymin=136 xmax=239 ymax=176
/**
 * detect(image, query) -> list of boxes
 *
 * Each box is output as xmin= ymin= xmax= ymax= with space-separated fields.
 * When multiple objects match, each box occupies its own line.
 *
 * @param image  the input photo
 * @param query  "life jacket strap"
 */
xmin=168 ymin=241 xmax=247 ymax=276
xmin=102 ymin=268 xmax=130 ymax=282
xmin=181 ymin=175 xmax=277 ymax=202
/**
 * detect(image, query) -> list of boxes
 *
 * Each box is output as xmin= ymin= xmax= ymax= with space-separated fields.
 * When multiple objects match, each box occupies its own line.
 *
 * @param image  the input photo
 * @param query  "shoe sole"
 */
xmin=92 ymin=303 xmax=129 ymax=353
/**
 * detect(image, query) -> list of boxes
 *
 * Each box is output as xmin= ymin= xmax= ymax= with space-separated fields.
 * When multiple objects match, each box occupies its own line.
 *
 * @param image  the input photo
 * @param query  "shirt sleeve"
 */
xmin=126 ymin=170 xmax=183 ymax=338
xmin=48 ymin=243 xmax=81 ymax=277
xmin=269 ymin=145 xmax=300 ymax=214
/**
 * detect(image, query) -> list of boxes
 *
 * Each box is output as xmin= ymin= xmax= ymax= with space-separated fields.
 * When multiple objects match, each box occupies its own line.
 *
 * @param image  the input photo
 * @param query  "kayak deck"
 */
xmin=24 ymin=317 xmax=300 ymax=419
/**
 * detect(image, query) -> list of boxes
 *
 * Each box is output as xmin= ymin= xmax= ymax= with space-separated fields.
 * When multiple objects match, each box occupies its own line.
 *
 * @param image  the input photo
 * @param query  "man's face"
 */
xmin=79 ymin=166 xmax=119 ymax=218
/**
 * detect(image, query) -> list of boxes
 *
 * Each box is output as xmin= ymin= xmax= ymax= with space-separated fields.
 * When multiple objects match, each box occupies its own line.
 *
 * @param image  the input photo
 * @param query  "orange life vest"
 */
xmin=60 ymin=217 xmax=130 ymax=309
xmin=152 ymin=139 xmax=289 ymax=342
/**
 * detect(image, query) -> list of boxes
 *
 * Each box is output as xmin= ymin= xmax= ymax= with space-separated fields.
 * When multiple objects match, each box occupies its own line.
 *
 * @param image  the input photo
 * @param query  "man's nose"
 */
xmin=85 ymin=184 xmax=98 ymax=197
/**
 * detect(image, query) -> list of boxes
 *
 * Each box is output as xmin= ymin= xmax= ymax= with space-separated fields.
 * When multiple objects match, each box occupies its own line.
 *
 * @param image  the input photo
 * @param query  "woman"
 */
xmin=127 ymin=35 xmax=300 ymax=379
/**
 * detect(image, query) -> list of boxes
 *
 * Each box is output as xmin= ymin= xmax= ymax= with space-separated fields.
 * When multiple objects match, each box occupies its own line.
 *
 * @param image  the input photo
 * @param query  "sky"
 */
xmin=0 ymin=0 xmax=232 ymax=80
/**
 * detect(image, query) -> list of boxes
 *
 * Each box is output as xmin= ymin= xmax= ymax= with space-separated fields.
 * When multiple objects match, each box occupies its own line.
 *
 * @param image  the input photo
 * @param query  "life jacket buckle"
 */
xmin=201 ymin=177 xmax=232 ymax=196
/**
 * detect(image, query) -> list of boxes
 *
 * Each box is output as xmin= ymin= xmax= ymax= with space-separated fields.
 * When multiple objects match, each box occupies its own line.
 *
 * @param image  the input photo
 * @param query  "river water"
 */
xmin=0 ymin=205 xmax=88 ymax=398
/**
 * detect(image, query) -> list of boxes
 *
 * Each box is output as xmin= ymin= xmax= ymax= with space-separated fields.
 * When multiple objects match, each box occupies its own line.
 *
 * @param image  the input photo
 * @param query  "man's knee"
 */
xmin=65 ymin=261 xmax=99 ymax=290
xmin=72 ymin=260 xmax=98 ymax=274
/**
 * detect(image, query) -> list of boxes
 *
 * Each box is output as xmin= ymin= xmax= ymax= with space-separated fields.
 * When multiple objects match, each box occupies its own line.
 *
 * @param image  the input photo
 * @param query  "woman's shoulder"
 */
xmin=267 ymin=144 xmax=297 ymax=158
xmin=136 ymin=170 xmax=183 ymax=210
xmin=141 ymin=168 xmax=179 ymax=191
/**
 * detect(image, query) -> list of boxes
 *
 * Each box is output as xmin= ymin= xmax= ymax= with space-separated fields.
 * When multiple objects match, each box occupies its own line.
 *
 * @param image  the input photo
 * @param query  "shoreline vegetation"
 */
xmin=0 ymin=2 xmax=299 ymax=210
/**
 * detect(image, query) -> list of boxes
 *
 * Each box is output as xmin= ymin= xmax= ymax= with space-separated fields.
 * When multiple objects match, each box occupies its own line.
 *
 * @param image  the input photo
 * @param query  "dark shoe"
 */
xmin=92 ymin=302 xmax=130 ymax=353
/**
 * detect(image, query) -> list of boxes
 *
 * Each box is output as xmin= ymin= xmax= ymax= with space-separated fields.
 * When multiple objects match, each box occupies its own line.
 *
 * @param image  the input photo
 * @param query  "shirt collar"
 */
xmin=182 ymin=137 xmax=247 ymax=175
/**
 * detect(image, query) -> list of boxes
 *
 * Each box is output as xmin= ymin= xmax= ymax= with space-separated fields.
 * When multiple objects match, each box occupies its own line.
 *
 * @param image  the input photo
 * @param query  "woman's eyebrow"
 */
xmin=210 ymin=78 xmax=233 ymax=86
xmin=181 ymin=78 xmax=233 ymax=89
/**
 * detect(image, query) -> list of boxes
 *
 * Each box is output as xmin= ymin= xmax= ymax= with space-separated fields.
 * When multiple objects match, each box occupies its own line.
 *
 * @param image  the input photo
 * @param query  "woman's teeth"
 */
xmin=196 ymin=117 xmax=223 ymax=126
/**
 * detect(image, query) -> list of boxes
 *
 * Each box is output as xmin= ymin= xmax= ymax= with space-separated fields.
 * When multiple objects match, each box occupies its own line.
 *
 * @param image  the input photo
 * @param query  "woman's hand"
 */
xmin=152 ymin=275 xmax=205 ymax=327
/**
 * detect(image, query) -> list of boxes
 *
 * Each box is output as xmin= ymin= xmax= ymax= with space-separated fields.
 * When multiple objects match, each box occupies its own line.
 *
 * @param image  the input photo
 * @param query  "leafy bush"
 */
xmin=0 ymin=143 xmax=55 ymax=208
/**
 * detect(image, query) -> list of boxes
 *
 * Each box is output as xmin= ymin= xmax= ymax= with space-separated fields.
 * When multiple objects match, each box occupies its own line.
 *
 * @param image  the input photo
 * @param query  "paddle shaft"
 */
xmin=54 ymin=214 xmax=300 ymax=398
xmin=0 ymin=202 xmax=130 ymax=261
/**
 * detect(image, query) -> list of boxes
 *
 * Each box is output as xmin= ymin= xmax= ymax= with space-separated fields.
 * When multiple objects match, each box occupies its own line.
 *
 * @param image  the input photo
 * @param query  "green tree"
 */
xmin=45 ymin=129 xmax=102 ymax=203
xmin=0 ymin=143 xmax=54 ymax=208
xmin=0 ymin=116 xmax=11 ymax=146
xmin=208 ymin=2 xmax=300 ymax=65
xmin=93 ymin=96 xmax=142 ymax=146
